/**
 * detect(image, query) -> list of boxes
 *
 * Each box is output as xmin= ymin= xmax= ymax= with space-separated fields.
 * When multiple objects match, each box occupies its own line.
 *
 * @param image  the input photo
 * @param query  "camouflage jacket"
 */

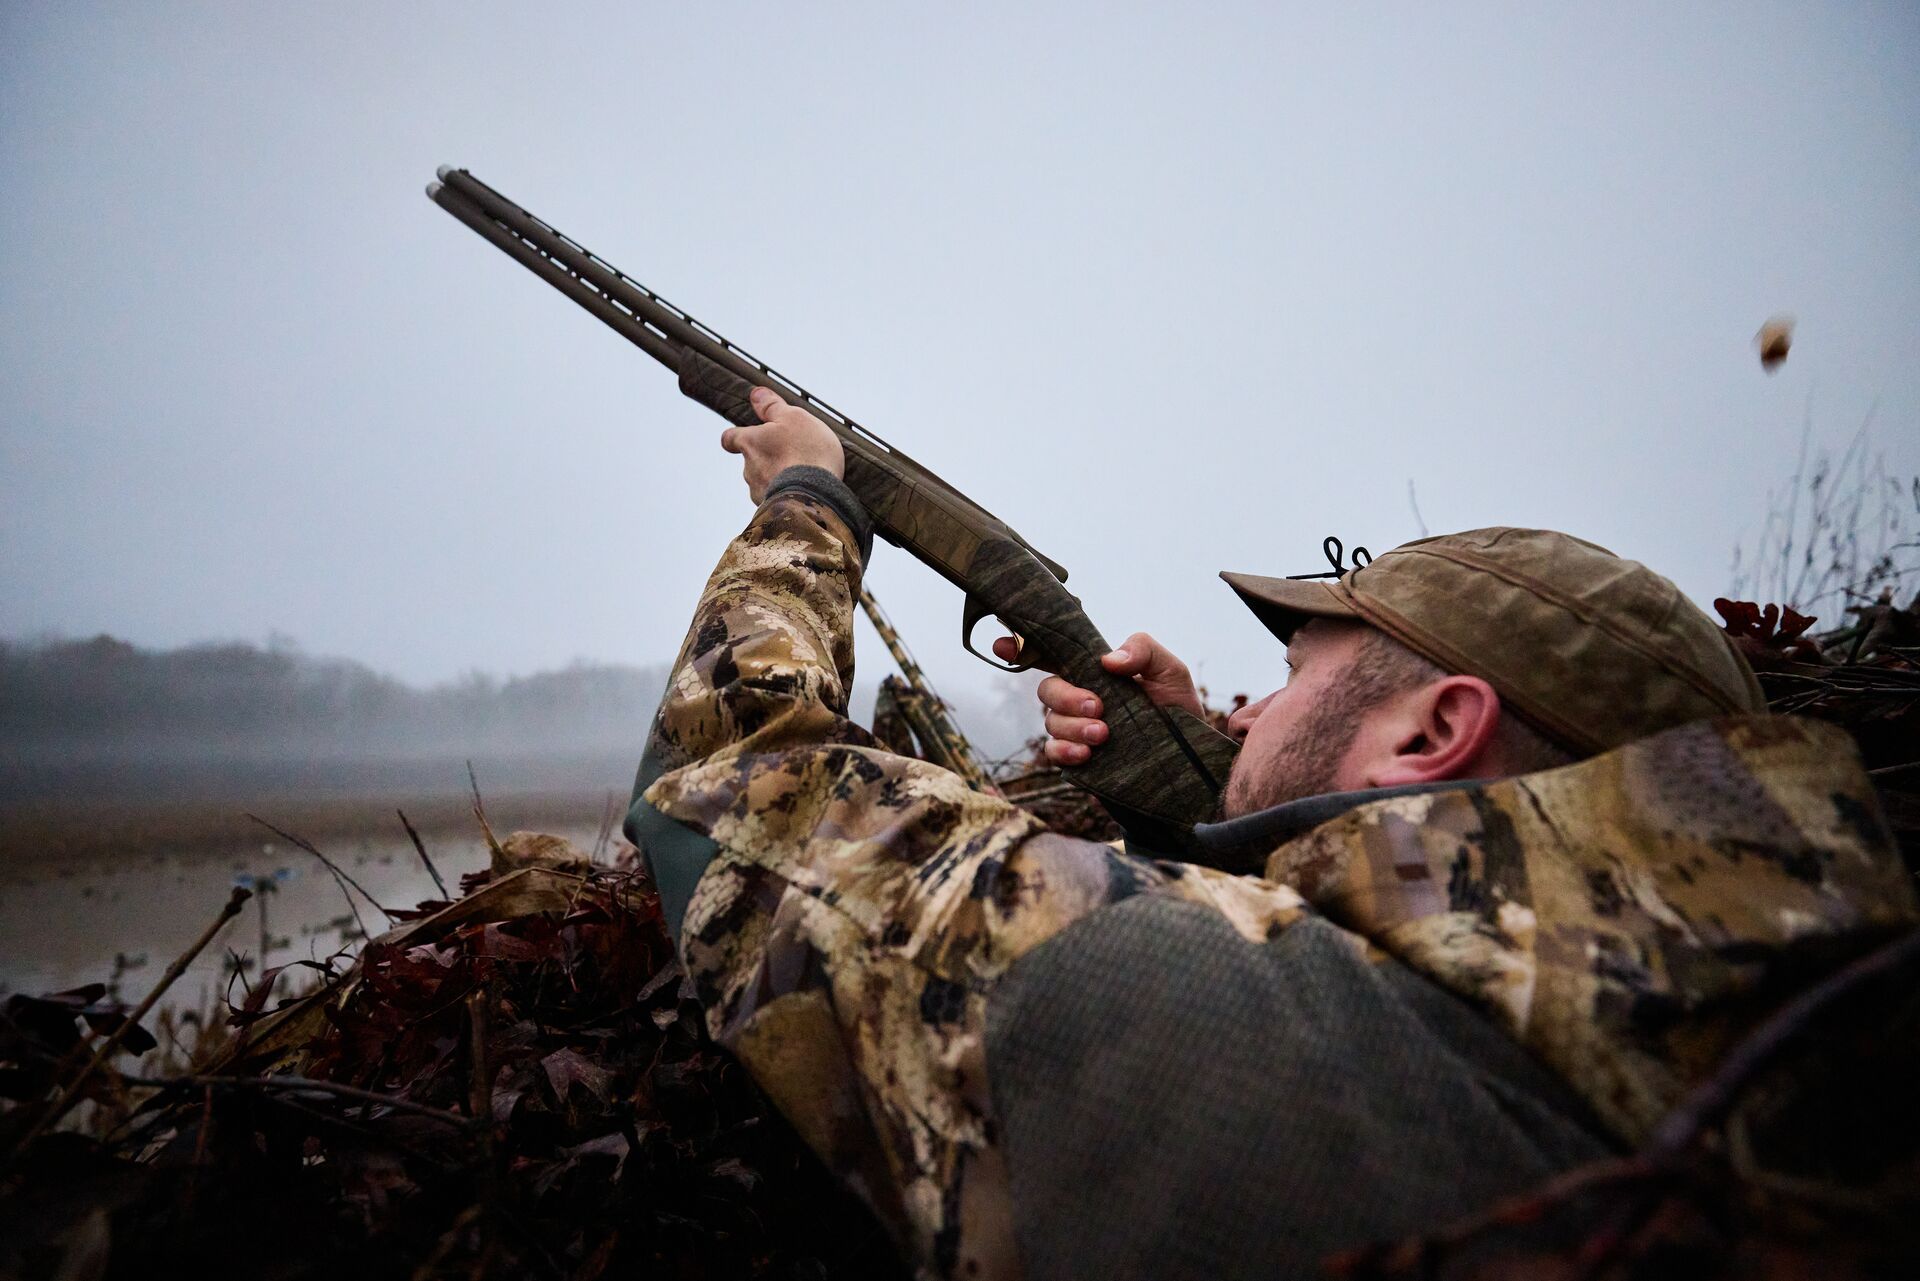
xmin=630 ymin=483 xmax=1916 ymax=1279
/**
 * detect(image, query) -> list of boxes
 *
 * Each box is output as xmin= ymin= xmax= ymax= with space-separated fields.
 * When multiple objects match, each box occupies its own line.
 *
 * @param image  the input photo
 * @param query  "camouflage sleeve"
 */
xmin=632 ymin=485 xmax=1309 ymax=1277
xmin=642 ymin=485 xmax=871 ymax=775
xmin=622 ymin=482 xmax=875 ymax=936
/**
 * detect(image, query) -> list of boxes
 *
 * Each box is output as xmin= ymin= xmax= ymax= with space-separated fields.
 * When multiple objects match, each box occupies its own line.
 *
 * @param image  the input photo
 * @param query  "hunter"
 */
xmin=624 ymin=387 xmax=1915 ymax=1279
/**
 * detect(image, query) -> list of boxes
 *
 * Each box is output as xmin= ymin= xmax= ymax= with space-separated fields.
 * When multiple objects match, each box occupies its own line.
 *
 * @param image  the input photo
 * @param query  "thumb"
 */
xmin=1102 ymin=632 xmax=1201 ymax=714
xmin=750 ymin=385 xmax=789 ymax=423
xmin=1103 ymin=632 xmax=1179 ymax=679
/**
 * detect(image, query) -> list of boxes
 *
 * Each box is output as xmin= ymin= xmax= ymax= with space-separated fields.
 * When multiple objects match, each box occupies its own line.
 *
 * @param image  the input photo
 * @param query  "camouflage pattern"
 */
xmin=641 ymin=492 xmax=1306 ymax=1274
xmin=1264 ymin=715 xmax=1918 ymax=1142
xmin=642 ymin=489 xmax=1916 ymax=1277
xmin=869 ymin=673 xmax=921 ymax=758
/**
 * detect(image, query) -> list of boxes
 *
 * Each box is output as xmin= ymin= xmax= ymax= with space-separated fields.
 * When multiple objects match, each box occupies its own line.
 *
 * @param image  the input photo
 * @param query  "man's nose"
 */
xmin=1226 ymin=692 xmax=1275 ymax=742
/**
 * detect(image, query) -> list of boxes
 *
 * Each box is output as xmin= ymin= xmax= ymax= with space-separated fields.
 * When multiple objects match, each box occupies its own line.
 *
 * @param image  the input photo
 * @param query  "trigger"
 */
xmin=962 ymin=597 xmax=1031 ymax=672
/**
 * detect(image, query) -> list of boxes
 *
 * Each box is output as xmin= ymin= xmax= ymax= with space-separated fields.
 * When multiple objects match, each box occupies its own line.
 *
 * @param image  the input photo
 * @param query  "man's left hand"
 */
xmin=721 ymin=387 xmax=845 ymax=502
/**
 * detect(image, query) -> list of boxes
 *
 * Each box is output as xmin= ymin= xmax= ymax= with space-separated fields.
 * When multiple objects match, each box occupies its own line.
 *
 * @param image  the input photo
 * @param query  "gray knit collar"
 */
xmin=1188 ymin=779 xmax=1479 ymax=874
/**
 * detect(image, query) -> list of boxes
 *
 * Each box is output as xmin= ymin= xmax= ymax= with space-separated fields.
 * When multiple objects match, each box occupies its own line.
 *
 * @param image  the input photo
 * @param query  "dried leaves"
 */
xmin=1719 ymin=595 xmax=1920 ymax=776
xmin=1714 ymin=597 xmax=1822 ymax=667
xmin=2 ymin=855 xmax=905 ymax=1280
xmin=0 ymin=986 xmax=156 ymax=1107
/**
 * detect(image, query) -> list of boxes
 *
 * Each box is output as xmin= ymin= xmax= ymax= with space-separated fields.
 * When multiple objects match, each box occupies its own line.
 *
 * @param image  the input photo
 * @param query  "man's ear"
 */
xmin=1366 ymin=676 xmax=1504 ymax=788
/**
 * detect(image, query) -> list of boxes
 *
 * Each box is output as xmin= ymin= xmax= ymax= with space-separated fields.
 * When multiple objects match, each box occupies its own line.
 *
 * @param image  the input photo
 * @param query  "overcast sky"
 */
xmin=3 ymin=3 xmax=1916 ymax=715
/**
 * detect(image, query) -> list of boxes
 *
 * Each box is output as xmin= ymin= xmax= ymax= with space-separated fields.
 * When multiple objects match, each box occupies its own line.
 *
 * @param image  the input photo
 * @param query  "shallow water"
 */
xmin=0 ymin=824 xmax=605 ymax=1010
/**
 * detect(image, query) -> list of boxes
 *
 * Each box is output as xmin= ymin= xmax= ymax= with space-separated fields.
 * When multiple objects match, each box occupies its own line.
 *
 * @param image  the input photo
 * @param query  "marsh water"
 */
xmin=0 ymin=793 xmax=618 ymax=1013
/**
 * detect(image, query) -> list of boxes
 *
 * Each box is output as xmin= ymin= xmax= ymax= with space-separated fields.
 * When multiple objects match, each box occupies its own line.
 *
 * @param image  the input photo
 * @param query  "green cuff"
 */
xmin=625 ymin=747 xmax=719 ymax=947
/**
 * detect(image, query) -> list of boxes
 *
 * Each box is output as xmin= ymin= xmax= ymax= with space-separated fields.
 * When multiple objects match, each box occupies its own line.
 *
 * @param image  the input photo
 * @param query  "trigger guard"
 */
xmin=962 ymin=605 xmax=1033 ymax=673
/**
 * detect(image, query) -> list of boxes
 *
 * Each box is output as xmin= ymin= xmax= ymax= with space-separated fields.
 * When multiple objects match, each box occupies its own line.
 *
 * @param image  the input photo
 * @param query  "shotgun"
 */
xmin=425 ymin=166 xmax=1239 ymax=853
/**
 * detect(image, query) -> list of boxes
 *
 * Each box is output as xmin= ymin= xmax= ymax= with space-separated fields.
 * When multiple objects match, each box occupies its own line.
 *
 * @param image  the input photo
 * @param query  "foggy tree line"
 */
xmin=0 ymin=634 xmax=670 ymax=760
xmin=0 ymin=634 xmax=1045 ymax=771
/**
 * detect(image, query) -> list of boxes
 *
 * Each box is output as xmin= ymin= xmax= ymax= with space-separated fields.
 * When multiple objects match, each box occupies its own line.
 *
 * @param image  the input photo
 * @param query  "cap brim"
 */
xmin=1220 ymin=571 xmax=1361 ymax=643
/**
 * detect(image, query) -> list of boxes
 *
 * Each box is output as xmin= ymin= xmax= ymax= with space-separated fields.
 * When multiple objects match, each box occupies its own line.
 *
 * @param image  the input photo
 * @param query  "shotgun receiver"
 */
xmin=426 ymin=166 xmax=1239 ymax=852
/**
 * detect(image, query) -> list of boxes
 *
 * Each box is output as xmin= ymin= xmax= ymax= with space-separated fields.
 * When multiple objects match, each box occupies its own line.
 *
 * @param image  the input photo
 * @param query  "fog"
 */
xmin=1 ymin=635 xmax=663 ymax=759
xmin=0 ymin=633 xmax=1043 ymax=806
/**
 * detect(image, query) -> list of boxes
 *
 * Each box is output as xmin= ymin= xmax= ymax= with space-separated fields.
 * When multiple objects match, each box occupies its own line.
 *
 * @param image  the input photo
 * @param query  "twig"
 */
xmin=1777 ymin=406 xmax=1812 ymax=605
xmin=1323 ymin=1157 xmax=1660 ymax=1277
xmin=123 ymin=1073 xmax=476 ymax=1128
xmin=466 ymin=989 xmax=491 ymax=1127
xmin=467 ymin=987 xmax=498 ymax=1263
xmin=1733 ymin=397 xmax=1916 ymax=620
xmin=256 ymin=883 xmax=271 ymax=969
xmin=192 ymin=1083 xmax=213 ymax=1168
xmin=1847 ymin=613 xmax=1875 ymax=664
xmin=398 ymin=808 xmax=449 ymax=898
xmin=10 ymin=887 xmax=250 ymax=1158
xmin=467 ymin=760 xmax=505 ymax=860
xmin=226 ymin=947 xmax=254 ymax=1002
xmin=592 ymin=790 xmax=618 ymax=863
xmin=1406 ymin=478 xmax=1429 ymax=538
xmin=245 ymin=813 xmax=393 ymax=929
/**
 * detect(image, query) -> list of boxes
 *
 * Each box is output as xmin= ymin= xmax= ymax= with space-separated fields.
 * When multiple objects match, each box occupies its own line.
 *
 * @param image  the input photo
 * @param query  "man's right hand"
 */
xmin=991 ymin=632 xmax=1205 ymax=766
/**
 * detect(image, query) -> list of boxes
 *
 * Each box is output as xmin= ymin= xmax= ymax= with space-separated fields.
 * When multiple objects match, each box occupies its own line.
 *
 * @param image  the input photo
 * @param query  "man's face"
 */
xmin=1219 ymin=620 xmax=1379 ymax=818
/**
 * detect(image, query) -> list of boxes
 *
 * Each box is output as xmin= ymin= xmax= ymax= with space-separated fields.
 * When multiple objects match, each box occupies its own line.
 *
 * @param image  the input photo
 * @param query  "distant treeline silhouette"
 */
xmin=0 ymin=634 xmax=669 ymax=761
xmin=0 ymin=634 xmax=1044 ymax=816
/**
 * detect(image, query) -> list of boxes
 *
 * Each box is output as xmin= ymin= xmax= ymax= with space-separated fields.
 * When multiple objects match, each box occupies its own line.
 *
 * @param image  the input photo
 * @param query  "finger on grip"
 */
xmin=1038 ymin=675 xmax=1099 ymax=718
xmin=1044 ymin=710 xmax=1106 ymax=744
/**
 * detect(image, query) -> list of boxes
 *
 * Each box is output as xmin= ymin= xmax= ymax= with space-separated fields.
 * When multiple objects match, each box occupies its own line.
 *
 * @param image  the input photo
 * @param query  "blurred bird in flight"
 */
xmin=1756 ymin=314 xmax=1794 ymax=372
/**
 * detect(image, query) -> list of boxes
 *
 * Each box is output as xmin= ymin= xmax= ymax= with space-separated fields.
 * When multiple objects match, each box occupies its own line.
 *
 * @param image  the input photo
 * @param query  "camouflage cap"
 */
xmin=1221 ymin=527 xmax=1767 ymax=756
